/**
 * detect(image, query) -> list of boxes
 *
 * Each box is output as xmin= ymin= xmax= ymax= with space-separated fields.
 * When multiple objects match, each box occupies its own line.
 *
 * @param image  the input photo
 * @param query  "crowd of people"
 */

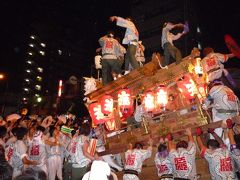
xmin=0 ymin=112 xmax=240 ymax=180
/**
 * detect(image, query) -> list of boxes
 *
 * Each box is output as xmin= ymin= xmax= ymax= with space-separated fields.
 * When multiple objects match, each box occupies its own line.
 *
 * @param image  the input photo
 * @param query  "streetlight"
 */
xmin=0 ymin=74 xmax=4 ymax=80
xmin=0 ymin=73 xmax=8 ymax=117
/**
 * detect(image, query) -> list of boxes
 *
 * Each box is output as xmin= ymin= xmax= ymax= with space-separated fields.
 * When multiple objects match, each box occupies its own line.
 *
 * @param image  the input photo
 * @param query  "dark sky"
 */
xmin=0 ymin=0 xmax=240 ymax=93
xmin=0 ymin=0 xmax=130 ymax=93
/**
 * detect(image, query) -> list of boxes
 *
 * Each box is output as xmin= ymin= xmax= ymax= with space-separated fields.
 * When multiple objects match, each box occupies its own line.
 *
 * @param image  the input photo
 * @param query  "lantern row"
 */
xmin=88 ymin=75 xmax=207 ymax=128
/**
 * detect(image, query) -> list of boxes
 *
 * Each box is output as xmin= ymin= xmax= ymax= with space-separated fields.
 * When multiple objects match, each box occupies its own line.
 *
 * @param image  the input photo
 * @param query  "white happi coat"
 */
xmin=71 ymin=135 xmax=91 ymax=168
xmin=169 ymin=142 xmax=197 ymax=180
xmin=28 ymin=134 xmax=47 ymax=174
xmin=116 ymin=17 xmax=139 ymax=45
xmin=202 ymin=147 xmax=237 ymax=180
xmin=123 ymin=148 xmax=152 ymax=180
xmin=99 ymin=36 xmax=121 ymax=60
xmin=154 ymin=153 xmax=173 ymax=178
xmin=11 ymin=140 xmax=28 ymax=178
xmin=201 ymin=52 xmax=229 ymax=82
xmin=203 ymin=84 xmax=239 ymax=139
xmin=204 ymin=84 xmax=239 ymax=121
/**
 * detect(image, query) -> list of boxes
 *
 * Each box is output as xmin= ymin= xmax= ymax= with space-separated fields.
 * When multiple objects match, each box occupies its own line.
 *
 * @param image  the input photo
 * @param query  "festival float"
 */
xmin=83 ymin=39 xmax=240 ymax=178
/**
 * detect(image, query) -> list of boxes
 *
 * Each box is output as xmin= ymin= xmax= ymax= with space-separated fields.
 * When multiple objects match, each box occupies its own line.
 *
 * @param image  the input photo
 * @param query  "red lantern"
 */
xmin=117 ymin=88 xmax=133 ymax=119
xmin=89 ymin=102 xmax=106 ymax=125
xmin=177 ymin=75 xmax=197 ymax=100
xmin=155 ymin=85 xmax=168 ymax=109
xmin=101 ymin=95 xmax=114 ymax=115
xmin=143 ymin=90 xmax=155 ymax=112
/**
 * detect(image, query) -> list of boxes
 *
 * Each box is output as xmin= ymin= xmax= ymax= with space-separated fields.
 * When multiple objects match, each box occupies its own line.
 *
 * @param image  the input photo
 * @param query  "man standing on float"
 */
xmin=110 ymin=16 xmax=139 ymax=75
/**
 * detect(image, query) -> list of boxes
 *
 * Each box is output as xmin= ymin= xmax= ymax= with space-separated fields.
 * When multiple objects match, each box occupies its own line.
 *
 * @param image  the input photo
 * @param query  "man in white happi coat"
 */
xmin=123 ymin=139 xmax=153 ymax=180
xmin=201 ymin=47 xmax=236 ymax=87
xmin=99 ymin=32 xmax=126 ymax=85
xmin=110 ymin=16 xmax=139 ymax=74
xmin=28 ymin=126 xmax=47 ymax=176
xmin=168 ymin=128 xmax=197 ymax=180
xmin=203 ymin=80 xmax=239 ymax=144
xmin=94 ymin=125 xmax=123 ymax=172
xmin=11 ymin=127 xmax=38 ymax=178
xmin=196 ymin=126 xmax=237 ymax=180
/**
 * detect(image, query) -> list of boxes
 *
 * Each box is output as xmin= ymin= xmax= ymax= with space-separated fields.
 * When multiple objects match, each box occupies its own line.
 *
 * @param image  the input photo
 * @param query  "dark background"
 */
xmin=0 ymin=0 xmax=239 ymax=93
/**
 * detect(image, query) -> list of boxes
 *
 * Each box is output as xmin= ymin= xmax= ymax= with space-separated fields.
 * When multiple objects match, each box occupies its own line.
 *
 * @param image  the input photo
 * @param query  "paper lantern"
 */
xmin=117 ymin=88 xmax=133 ymax=119
xmin=155 ymin=85 xmax=168 ymax=108
xmin=101 ymin=95 xmax=114 ymax=115
xmin=94 ymin=54 xmax=102 ymax=69
xmin=89 ymin=102 xmax=106 ymax=125
xmin=117 ymin=88 xmax=132 ymax=108
xmin=194 ymin=57 xmax=203 ymax=75
xmin=177 ymin=75 xmax=197 ymax=100
xmin=143 ymin=90 xmax=155 ymax=112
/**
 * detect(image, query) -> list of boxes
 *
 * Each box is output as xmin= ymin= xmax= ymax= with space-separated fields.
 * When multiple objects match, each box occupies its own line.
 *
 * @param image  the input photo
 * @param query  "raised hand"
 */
xmin=226 ymin=119 xmax=234 ymax=129
xmin=185 ymin=128 xmax=192 ymax=136
xmin=166 ymin=133 xmax=173 ymax=141
xmin=196 ymin=127 xmax=203 ymax=136
xmin=109 ymin=16 xmax=117 ymax=22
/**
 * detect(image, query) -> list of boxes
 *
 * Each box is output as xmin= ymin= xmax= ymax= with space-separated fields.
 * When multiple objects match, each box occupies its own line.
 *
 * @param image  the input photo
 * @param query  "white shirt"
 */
xmin=116 ymin=17 xmax=139 ymax=45
xmin=203 ymin=147 xmax=237 ymax=180
xmin=201 ymin=52 xmax=228 ymax=82
xmin=169 ymin=142 xmax=197 ymax=179
xmin=28 ymin=137 xmax=47 ymax=168
xmin=154 ymin=153 xmax=173 ymax=177
xmin=82 ymin=160 xmax=110 ymax=180
xmin=203 ymin=84 xmax=239 ymax=122
xmin=12 ymin=140 xmax=28 ymax=170
xmin=161 ymin=23 xmax=182 ymax=48
xmin=99 ymin=36 xmax=120 ymax=59
xmin=124 ymin=148 xmax=152 ymax=173
xmin=72 ymin=135 xmax=91 ymax=168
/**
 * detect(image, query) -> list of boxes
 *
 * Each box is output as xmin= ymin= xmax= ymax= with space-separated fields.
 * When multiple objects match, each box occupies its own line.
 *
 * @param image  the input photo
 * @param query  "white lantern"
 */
xmin=95 ymin=55 xmax=102 ymax=69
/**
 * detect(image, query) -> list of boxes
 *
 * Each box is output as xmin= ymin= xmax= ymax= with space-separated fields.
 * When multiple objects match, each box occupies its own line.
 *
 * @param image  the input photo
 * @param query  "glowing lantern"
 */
xmin=194 ymin=57 xmax=203 ymax=75
xmin=155 ymin=85 xmax=168 ymax=109
xmin=101 ymin=95 xmax=114 ymax=115
xmin=117 ymin=88 xmax=133 ymax=119
xmin=177 ymin=75 xmax=197 ymax=100
xmin=143 ymin=90 xmax=155 ymax=112
xmin=89 ymin=102 xmax=106 ymax=125
xmin=118 ymin=89 xmax=132 ymax=108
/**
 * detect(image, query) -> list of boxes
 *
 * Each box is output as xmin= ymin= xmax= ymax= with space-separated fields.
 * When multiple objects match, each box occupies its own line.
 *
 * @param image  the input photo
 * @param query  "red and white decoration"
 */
xmin=117 ymin=88 xmax=134 ymax=119
xmin=89 ymin=102 xmax=106 ymax=125
xmin=155 ymin=85 xmax=168 ymax=109
xmin=101 ymin=95 xmax=114 ymax=115
xmin=177 ymin=75 xmax=197 ymax=100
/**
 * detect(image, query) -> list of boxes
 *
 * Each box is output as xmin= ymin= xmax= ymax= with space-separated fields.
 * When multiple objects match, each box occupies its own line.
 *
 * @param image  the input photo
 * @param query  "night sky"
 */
xmin=0 ymin=0 xmax=240 ymax=93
